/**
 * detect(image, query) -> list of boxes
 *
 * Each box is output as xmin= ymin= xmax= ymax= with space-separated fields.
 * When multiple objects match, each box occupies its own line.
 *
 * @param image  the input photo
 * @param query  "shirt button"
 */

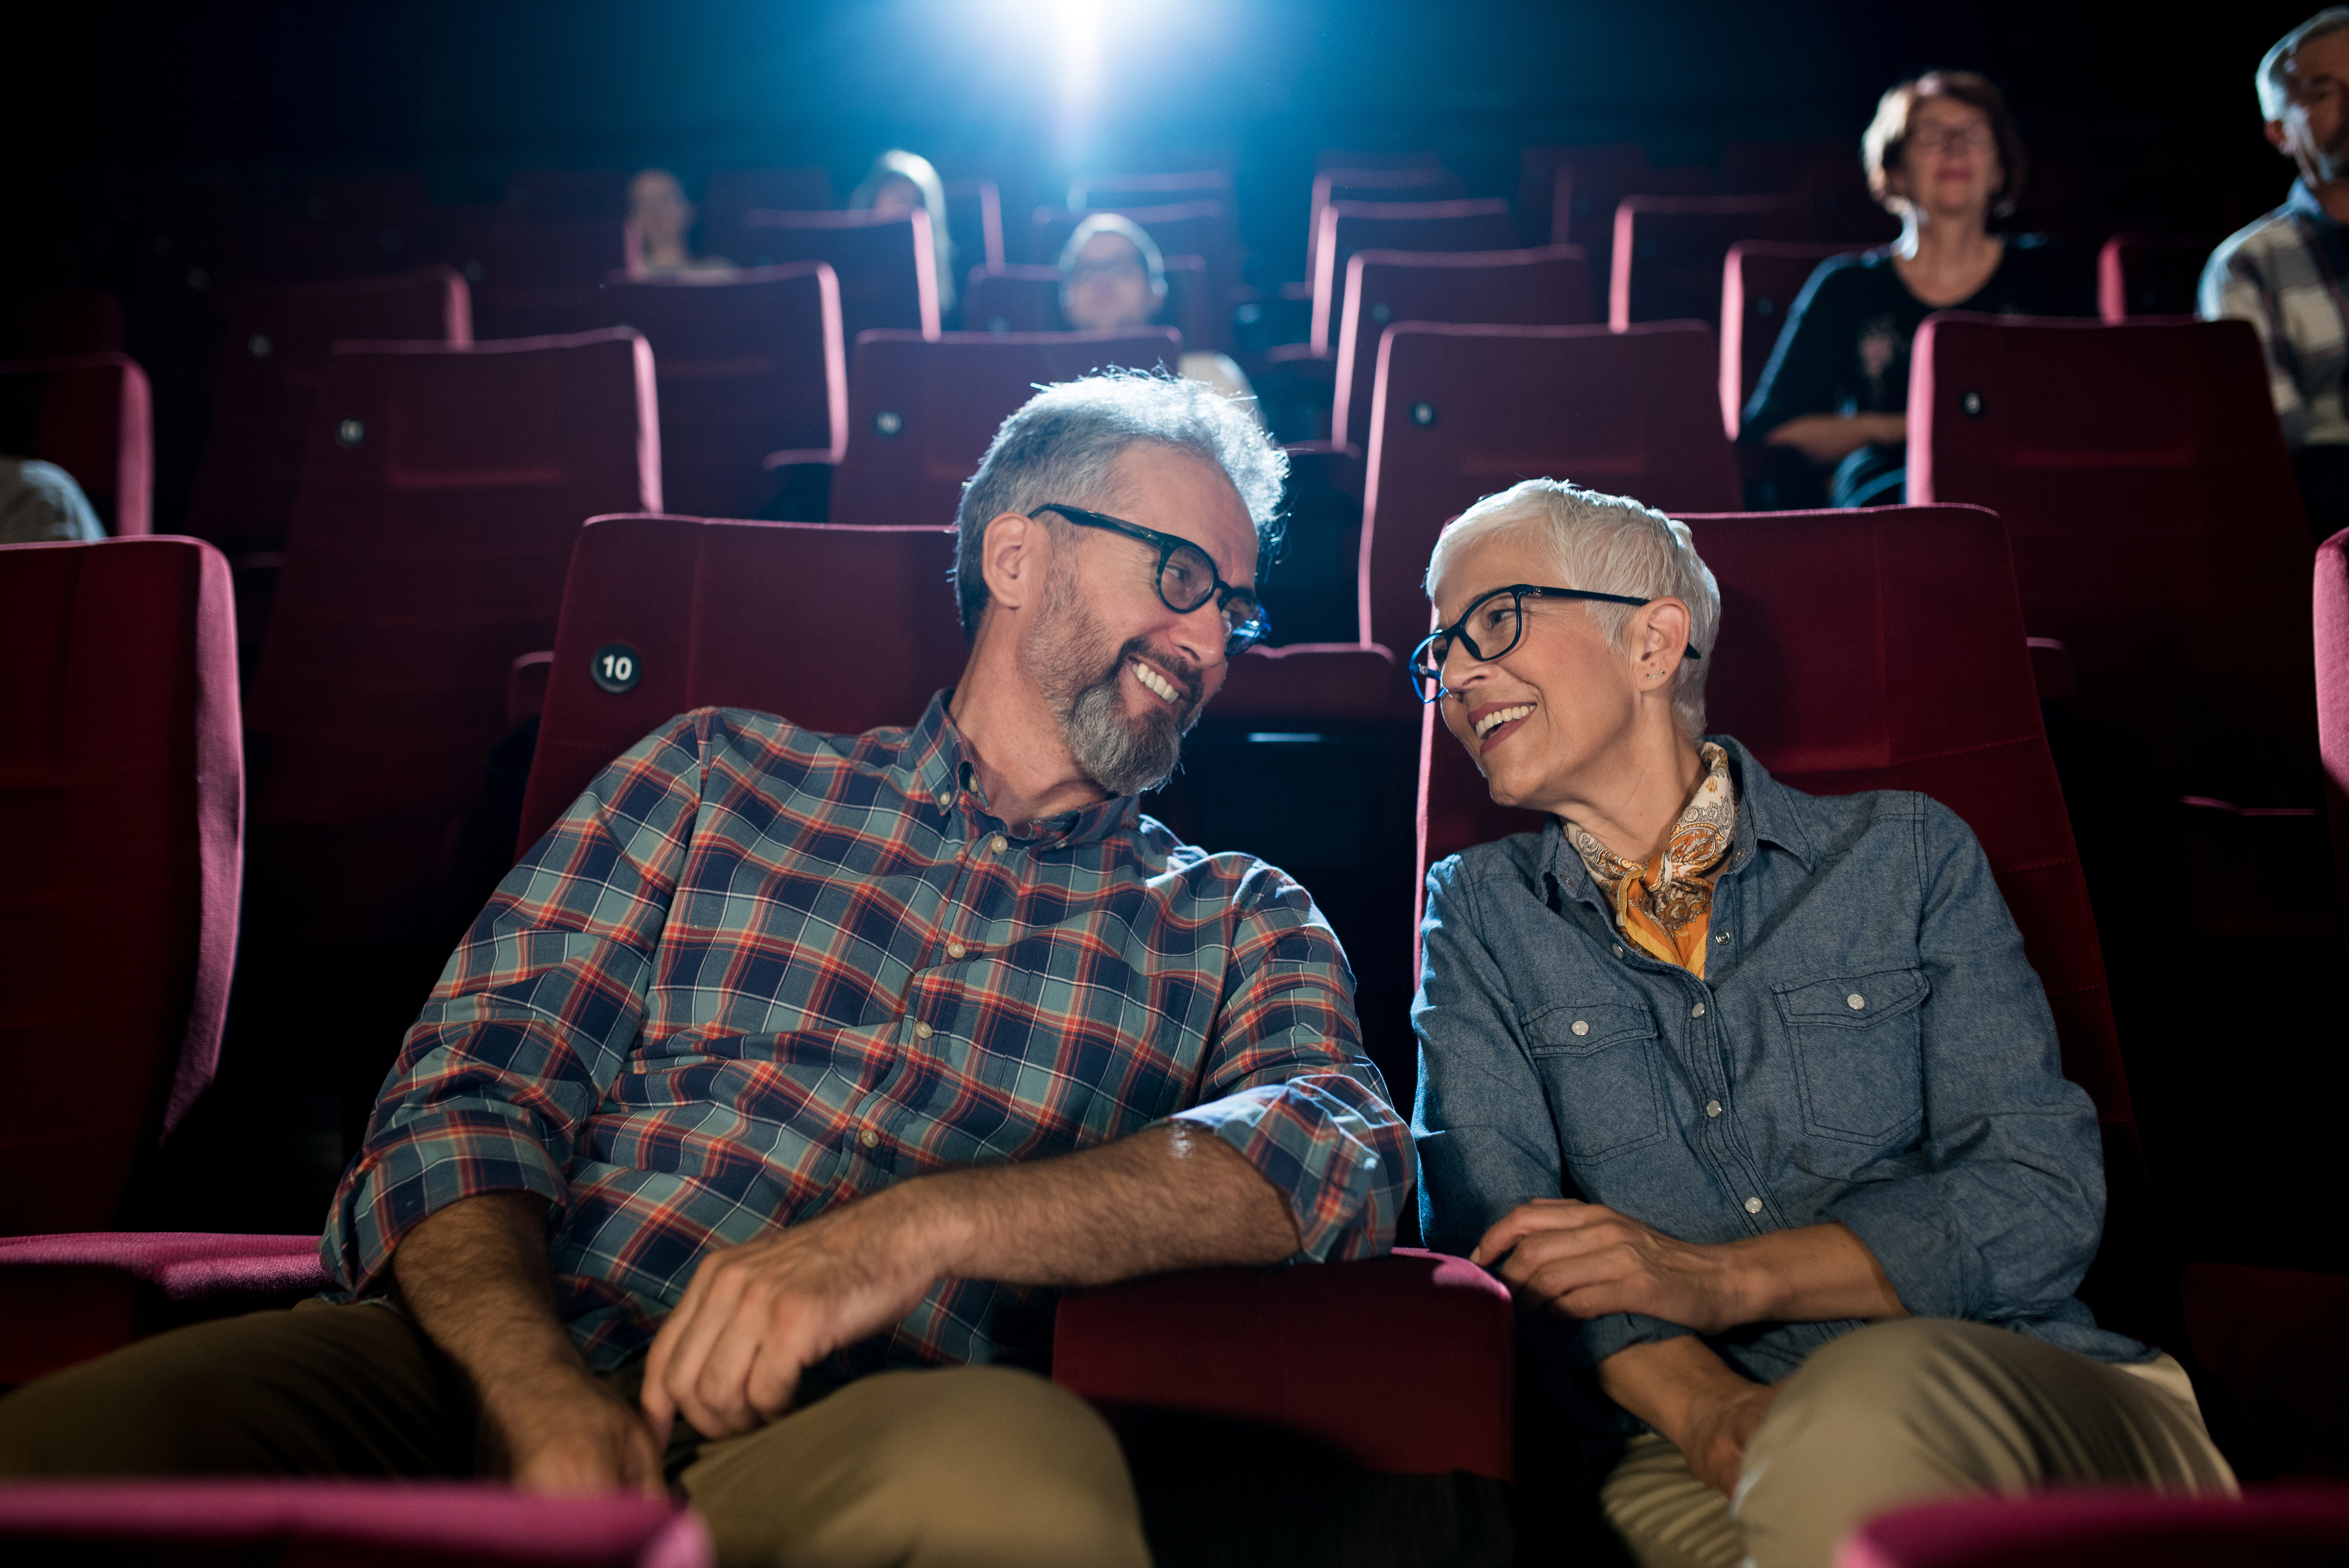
xmin=990 ymin=833 xmax=1009 ymax=853
xmin=935 ymin=790 xmax=952 ymax=807
xmin=1705 ymin=1099 xmax=1723 ymax=1118
xmin=1690 ymin=1002 xmax=1707 ymax=1018
xmin=946 ymin=940 xmax=966 ymax=959
xmin=859 ymin=1128 xmax=879 ymax=1148
xmin=914 ymin=1021 xmax=934 ymax=1039
xmin=1570 ymin=1019 xmax=1590 ymax=1036
xmin=1846 ymin=993 xmax=1866 ymax=1010
xmin=1613 ymin=945 xmax=1625 ymax=958
xmin=1744 ymin=1196 xmax=1763 ymax=1214
xmin=1715 ymin=932 xmax=1729 ymax=944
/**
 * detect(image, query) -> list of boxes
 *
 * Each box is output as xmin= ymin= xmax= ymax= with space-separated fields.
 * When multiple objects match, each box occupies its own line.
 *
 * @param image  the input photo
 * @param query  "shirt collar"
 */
xmin=2288 ymin=178 xmax=2342 ymax=230
xmin=890 ymin=689 xmax=1142 ymax=848
xmin=1537 ymin=734 xmax=1815 ymax=904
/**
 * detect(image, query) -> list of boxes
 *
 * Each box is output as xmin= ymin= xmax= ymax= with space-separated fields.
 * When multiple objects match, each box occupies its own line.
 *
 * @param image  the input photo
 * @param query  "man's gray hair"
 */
xmin=2261 ymin=9 xmax=2349 ymax=119
xmin=952 ymin=370 xmax=1286 ymax=636
xmin=1424 ymin=477 xmax=1722 ymax=740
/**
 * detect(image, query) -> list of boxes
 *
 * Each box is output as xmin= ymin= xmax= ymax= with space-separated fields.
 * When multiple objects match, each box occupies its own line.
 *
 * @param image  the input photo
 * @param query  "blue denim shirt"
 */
xmin=1412 ymin=737 xmax=2151 ymax=1429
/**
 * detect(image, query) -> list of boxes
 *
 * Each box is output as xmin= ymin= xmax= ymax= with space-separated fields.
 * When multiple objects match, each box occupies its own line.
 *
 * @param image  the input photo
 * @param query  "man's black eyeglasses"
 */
xmin=1030 ymin=504 xmax=1271 ymax=654
xmin=1408 ymin=583 xmax=1703 ymax=703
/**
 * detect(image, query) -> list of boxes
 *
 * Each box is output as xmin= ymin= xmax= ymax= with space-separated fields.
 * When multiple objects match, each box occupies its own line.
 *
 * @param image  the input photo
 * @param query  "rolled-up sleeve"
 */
xmin=1169 ymin=862 xmax=1409 ymax=1263
xmin=322 ymin=712 xmax=712 ymax=1296
xmin=1819 ymin=802 xmax=2106 ymax=1323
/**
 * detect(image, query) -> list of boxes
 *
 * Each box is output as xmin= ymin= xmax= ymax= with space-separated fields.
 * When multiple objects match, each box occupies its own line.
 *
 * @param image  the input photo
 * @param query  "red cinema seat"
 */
xmin=1518 ymin=144 xmax=1712 ymax=290
xmin=1309 ymin=199 xmax=1517 ymax=352
xmin=2 ymin=290 xmax=125 ymax=359
xmin=1331 ymin=245 xmax=1594 ymax=456
xmin=1305 ymin=167 xmax=1466 ymax=288
xmin=2323 ymin=528 xmax=2349 ymax=934
xmin=2098 ymin=234 xmax=2218 ymax=322
xmin=241 ymin=330 xmax=659 ymax=942
xmin=186 ymin=268 xmax=471 ymax=555
xmin=504 ymin=167 xmax=631 ymax=223
xmin=1358 ymin=322 xmax=1741 ymax=657
xmin=701 ymin=165 xmax=836 ymax=258
xmin=443 ymin=216 xmax=631 ymax=335
xmin=943 ymin=176 xmax=1005 ymax=274
xmin=1417 ymin=505 xmax=2159 ymax=1342
xmin=516 ymin=514 xmax=966 ymax=853
xmin=0 ymin=537 xmax=241 ymax=1236
xmin=827 ymin=330 xmax=1182 ymax=530
xmin=1908 ymin=317 xmax=2319 ymax=818
xmin=963 ymin=257 xmax=1216 ymax=352
xmin=0 ymin=353 xmax=153 ymax=535
xmin=0 ymin=1482 xmax=711 ymax=1567
xmin=1835 ymin=1488 xmax=2349 ymax=1568
xmin=2183 ymin=1261 xmax=2349 ymax=1479
xmin=0 ymin=1231 xmax=327 ymax=1386
xmin=1032 ymin=199 xmax=1243 ymax=316
xmin=736 ymin=208 xmax=942 ymax=344
xmin=1609 ymin=193 xmax=1813 ymax=330
xmin=1721 ymin=241 xmax=1856 ymax=435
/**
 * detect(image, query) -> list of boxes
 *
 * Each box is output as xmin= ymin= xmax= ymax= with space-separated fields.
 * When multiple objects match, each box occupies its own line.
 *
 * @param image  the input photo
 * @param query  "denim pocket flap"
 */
xmin=1772 ymin=967 xmax=1929 ymax=1028
xmin=1527 ymin=1002 xmax=1658 ymax=1055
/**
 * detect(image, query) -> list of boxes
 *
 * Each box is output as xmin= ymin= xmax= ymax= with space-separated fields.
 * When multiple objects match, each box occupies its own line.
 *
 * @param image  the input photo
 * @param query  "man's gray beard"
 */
xmin=1029 ymin=569 xmax=1200 ymax=799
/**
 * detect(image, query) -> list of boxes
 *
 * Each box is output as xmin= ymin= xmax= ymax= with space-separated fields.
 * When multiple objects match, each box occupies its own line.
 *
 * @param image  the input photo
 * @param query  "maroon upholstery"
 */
xmin=2184 ymin=1262 xmax=2349 ymax=1477
xmin=1609 ymin=193 xmax=1812 ymax=329
xmin=517 ymin=514 xmax=965 ymax=853
xmin=827 ymin=330 xmax=1182 ymax=532
xmin=2320 ymin=529 xmax=2349 ymax=932
xmin=1331 ymin=245 xmax=1594 ymax=455
xmin=187 ymin=268 xmax=471 ymax=555
xmin=0 ymin=1232 xmax=325 ymax=1386
xmin=1909 ymin=316 xmax=2318 ymax=811
xmin=1305 ymin=167 xmax=1466 ymax=285
xmin=0 ymin=353 xmax=154 ymax=535
xmin=2 ymin=290 xmax=125 ymax=359
xmin=736 ymin=208 xmax=942 ymax=344
xmin=1721 ymin=241 xmax=1856 ymax=434
xmin=961 ymin=257 xmax=1217 ymax=353
xmin=1517 ymin=142 xmax=1709 ymax=252
xmin=1836 ymin=1487 xmax=2349 ymax=1568
xmin=1053 ymin=1248 xmax=1514 ymax=1480
xmin=443 ymin=217 xmax=632 ymax=338
xmin=701 ymin=166 xmax=835 ymax=259
xmin=1358 ymin=322 xmax=1741 ymax=656
xmin=0 ymin=1481 xmax=712 ymax=1567
xmin=0 ymin=538 xmax=241 ymax=1237
xmin=2097 ymin=234 xmax=2216 ymax=322
xmin=1308 ymin=199 xmax=1516 ymax=352
xmin=243 ymin=331 xmax=659 ymax=940
xmin=1067 ymin=169 xmax=1232 ymax=212
xmin=943 ymin=178 xmax=1005 ymax=275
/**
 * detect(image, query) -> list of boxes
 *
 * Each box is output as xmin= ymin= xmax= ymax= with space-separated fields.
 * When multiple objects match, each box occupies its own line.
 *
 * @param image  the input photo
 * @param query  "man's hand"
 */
xmin=1674 ymin=1378 xmax=1780 ymax=1494
xmin=1597 ymin=1336 xmax=1778 ymax=1497
xmin=1472 ymin=1199 xmax=1749 ymax=1333
xmin=640 ymin=1185 xmax=951 ymax=1443
xmin=475 ymin=1359 xmax=666 ymax=1497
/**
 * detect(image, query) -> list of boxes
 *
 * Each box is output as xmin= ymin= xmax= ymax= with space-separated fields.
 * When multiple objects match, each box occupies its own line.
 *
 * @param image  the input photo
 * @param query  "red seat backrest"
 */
xmin=1909 ymin=314 xmax=2317 ymax=807
xmin=1310 ymin=200 xmax=1517 ymax=352
xmin=1609 ymin=193 xmax=1813 ymax=329
xmin=2095 ymin=234 xmax=2216 ymax=322
xmin=187 ymin=268 xmax=471 ymax=555
xmin=1067 ymin=170 xmax=1232 ymax=212
xmin=1720 ymin=241 xmax=1856 ymax=435
xmin=504 ymin=169 xmax=631 ymax=223
xmin=2 ymin=290 xmax=125 ymax=359
xmin=737 ymin=209 xmax=942 ymax=344
xmin=962 ymin=257 xmax=1215 ymax=352
xmin=1306 ymin=167 xmax=1466 ymax=283
xmin=1333 ymin=246 xmax=1594 ymax=455
xmin=242 ymin=330 xmax=659 ymax=938
xmin=828 ymin=330 xmax=1183 ymax=530
xmin=0 ymin=536 xmax=241 ymax=1233
xmin=701 ymin=166 xmax=835 ymax=248
xmin=2319 ymin=528 xmax=2349 ymax=928
xmin=519 ymin=513 xmax=966 ymax=853
xmin=1359 ymin=322 xmax=1741 ymax=655
xmin=943 ymin=178 xmax=1005 ymax=273
xmin=1030 ymin=201 xmax=1242 ymax=317
xmin=0 ymin=353 xmax=153 ymax=535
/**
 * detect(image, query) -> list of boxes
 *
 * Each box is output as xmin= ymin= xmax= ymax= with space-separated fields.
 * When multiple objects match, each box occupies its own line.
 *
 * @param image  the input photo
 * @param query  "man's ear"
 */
xmin=2267 ymin=118 xmax=2292 ymax=154
xmin=979 ymin=510 xmax=1051 ymax=614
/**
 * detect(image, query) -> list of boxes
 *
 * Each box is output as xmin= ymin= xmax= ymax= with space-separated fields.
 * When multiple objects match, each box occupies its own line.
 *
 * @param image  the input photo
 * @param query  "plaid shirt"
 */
xmin=2201 ymin=178 xmax=2349 ymax=449
xmin=324 ymin=694 xmax=1407 ymax=1373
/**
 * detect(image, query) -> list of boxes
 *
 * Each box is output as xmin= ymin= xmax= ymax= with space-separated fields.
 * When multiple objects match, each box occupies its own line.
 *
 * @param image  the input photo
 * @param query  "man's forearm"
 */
xmin=392 ymin=1192 xmax=582 ymax=1392
xmin=1597 ymin=1334 xmax=1752 ymax=1441
xmin=1721 ymin=1221 xmax=1906 ymax=1325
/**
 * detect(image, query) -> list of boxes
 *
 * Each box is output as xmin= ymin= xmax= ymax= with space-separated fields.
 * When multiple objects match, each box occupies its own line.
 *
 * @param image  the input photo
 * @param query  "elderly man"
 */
xmin=2202 ymin=7 xmax=2349 ymax=538
xmin=0 ymin=373 xmax=1408 ymax=1566
xmin=1059 ymin=212 xmax=1257 ymax=415
xmin=1410 ymin=479 xmax=2234 ymax=1568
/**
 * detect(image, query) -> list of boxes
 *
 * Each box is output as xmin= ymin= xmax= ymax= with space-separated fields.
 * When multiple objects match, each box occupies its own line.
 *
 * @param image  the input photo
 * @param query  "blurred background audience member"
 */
xmin=0 ymin=457 xmax=104 ymax=543
xmin=1741 ymin=71 xmax=2092 ymax=507
xmin=2202 ymin=7 xmax=2349 ymax=542
xmin=1059 ymin=214 xmax=1257 ymax=419
xmin=852 ymin=149 xmax=956 ymax=318
xmin=629 ymin=168 xmax=735 ymax=277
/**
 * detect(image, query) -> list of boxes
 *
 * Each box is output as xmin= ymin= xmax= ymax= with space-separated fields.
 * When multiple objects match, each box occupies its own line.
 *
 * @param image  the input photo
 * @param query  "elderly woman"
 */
xmin=1410 ymin=479 xmax=2231 ymax=1568
xmin=1741 ymin=71 xmax=2092 ymax=507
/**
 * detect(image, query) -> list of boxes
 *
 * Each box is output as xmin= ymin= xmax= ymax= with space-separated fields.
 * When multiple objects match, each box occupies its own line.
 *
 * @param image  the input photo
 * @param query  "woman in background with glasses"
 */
xmin=1409 ymin=477 xmax=2232 ymax=1568
xmin=1740 ymin=71 xmax=2093 ymax=508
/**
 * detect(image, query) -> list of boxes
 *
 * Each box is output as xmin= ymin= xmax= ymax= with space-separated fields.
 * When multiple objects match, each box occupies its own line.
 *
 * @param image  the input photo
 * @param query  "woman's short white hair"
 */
xmin=1424 ymin=477 xmax=1722 ymax=740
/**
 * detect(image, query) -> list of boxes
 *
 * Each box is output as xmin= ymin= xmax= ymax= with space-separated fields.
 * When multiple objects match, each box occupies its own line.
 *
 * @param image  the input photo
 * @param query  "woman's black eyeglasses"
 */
xmin=1030 ymin=504 xmax=1272 ymax=654
xmin=1408 ymin=583 xmax=1703 ymax=703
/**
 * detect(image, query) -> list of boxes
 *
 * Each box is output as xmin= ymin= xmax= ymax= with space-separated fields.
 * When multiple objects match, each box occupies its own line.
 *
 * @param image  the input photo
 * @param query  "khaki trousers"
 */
xmin=1598 ymin=1317 xmax=2237 ymax=1568
xmin=0 ymin=1301 xmax=1147 ymax=1568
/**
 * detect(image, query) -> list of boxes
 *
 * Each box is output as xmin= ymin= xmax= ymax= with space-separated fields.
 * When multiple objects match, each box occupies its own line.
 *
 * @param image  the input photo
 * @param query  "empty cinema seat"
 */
xmin=1309 ymin=199 xmax=1516 ymax=352
xmin=944 ymin=178 xmax=1006 ymax=274
xmin=1834 ymin=1488 xmax=2349 ymax=1568
xmin=0 ymin=353 xmax=153 ymax=535
xmin=735 ymin=207 xmax=942 ymax=343
xmin=1358 ymin=322 xmax=1741 ymax=657
xmin=1330 ymin=245 xmax=1594 ymax=456
xmin=827 ymin=329 xmax=1182 ymax=530
xmin=442 ymin=215 xmax=631 ymax=338
xmin=0 ymin=537 xmax=241 ymax=1236
xmin=1908 ymin=316 xmax=2320 ymax=822
xmin=186 ymin=268 xmax=472 ymax=555
xmin=1518 ymin=144 xmax=1713 ymax=300
xmin=1609 ymin=192 xmax=1812 ymax=329
xmin=2098 ymin=234 xmax=2216 ymax=322
xmin=1416 ymin=505 xmax=2163 ymax=1346
xmin=1721 ymin=240 xmax=1855 ymax=434
xmin=241 ymin=330 xmax=659 ymax=945
xmin=700 ymin=165 xmax=836 ymax=258
xmin=2322 ymin=528 xmax=2349 ymax=935
xmin=1304 ymin=166 xmax=1466 ymax=285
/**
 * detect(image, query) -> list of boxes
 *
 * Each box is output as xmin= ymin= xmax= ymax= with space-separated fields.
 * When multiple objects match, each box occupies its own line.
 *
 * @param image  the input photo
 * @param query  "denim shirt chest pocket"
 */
xmin=1772 ymin=966 xmax=1929 ymax=1143
xmin=1524 ymin=1001 xmax=1668 ymax=1165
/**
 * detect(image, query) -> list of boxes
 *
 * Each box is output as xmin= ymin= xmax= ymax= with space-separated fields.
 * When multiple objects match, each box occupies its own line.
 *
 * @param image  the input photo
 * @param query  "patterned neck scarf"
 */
xmin=1564 ymin=742 xmax=1737 ymax=979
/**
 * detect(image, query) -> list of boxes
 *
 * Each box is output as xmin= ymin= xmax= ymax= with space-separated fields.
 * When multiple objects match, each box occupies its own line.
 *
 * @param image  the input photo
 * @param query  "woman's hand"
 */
xmin=1471 ymin=1199 xmax=1752 ymax=1333
xmin=1762 ymin=411 xmax=1909 ymax=464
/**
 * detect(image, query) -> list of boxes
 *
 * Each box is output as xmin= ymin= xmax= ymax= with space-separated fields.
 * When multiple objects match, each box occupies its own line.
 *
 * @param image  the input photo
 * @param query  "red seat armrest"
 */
xmin=0 ymin=1232 xmax=330 ymax=1386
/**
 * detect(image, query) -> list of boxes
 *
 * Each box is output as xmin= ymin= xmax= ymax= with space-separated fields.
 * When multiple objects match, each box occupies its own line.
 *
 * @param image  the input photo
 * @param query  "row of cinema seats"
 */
xmin=5 ymin=501 xmax=2346 ymax=1558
